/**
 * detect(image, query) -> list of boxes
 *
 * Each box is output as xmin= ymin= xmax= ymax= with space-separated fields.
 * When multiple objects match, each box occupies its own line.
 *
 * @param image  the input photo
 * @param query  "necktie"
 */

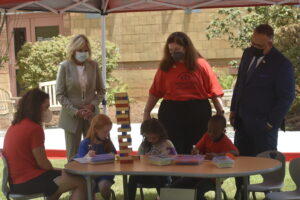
xmin=246 ymin=57 xmax=258 ymax=82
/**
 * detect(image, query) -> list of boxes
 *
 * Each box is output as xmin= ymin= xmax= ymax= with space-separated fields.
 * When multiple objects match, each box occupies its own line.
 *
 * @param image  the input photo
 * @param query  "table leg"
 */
xmin=85 ymin=175 xmax=93 ymax=200
xmin=123 ymin=175 xmax=128 ymax=200
xmin=215 ymin=178 xmax=222 ymax=200
xmin=242 ymin=176 xmax=249 ymax=200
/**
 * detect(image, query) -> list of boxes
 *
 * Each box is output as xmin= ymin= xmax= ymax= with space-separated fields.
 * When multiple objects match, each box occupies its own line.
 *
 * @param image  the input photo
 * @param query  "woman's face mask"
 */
xmin=171 ymin=51 xmax=185 ymax=62
xmin=168 ymin=42 xmax=185 ymax=62
xmin=75 ymin=51 xmax=89 ymax=63
xmin=42 ymin=109 xmax=53 ymax=123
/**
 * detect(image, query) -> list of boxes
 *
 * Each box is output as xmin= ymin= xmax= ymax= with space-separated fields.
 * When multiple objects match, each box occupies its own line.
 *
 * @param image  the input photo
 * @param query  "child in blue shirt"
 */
xmin=128 ymin=118 xmax=177 ymax=200
xmin=74 ymin=114 xmax=116 ymax=200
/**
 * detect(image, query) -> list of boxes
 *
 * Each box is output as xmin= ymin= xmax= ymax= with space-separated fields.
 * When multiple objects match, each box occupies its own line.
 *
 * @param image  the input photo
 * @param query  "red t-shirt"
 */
xmin=195 ymin=133 xmax=238 ymax=154
xmin=3 ymin=118 xmax=46 ymax=184
xmin=149 ymin=58 xmax=223 ymax=101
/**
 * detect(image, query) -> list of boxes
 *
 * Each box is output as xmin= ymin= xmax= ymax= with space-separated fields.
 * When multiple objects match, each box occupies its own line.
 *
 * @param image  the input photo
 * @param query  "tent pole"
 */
xmin=101 ymin=14 xmax=107 ymax=114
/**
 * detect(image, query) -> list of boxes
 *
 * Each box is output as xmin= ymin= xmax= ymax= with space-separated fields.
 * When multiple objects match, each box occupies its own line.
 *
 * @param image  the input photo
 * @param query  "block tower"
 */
xmin=114 ymin=92 xmax=133 ymax=163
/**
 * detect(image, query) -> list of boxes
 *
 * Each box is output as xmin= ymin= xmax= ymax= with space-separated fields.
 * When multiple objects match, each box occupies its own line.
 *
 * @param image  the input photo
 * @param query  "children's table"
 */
xmin=65 ymin=156 xmax=281 ymax=200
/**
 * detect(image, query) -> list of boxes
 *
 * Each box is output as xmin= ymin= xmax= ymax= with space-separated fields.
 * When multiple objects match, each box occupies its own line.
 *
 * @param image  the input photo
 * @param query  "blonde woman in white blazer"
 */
xmin=56 ymin=34 xmax=105 ymax=160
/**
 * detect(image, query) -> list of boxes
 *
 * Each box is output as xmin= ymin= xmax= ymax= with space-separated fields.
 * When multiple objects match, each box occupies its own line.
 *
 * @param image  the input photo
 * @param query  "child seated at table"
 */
xmin=128 ymin=118 xmax=177 ymax=200
xmin=170 ymin=115 xmax=239 ymax=200
xmin=74 ymin=114 xmax=116 ymax=200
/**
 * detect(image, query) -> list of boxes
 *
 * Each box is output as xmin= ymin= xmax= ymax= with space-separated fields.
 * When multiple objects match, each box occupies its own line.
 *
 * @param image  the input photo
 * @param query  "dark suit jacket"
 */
xmin=231 ymin=47 xmax=295 ymax=131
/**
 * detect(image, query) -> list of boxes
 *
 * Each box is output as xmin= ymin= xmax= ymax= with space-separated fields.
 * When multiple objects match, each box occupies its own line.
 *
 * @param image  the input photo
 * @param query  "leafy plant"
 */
xmin=207 ymin=5 xmax=300 ymax=112
xmin=0 ymin=11 xmax=8 ymax=68
xmin=206 ymin=5 xmax=300 ymax=49
xmin=228 ymin=59 xmax=239 ymax=69
xmin=17 ymin=35 xmax=122 ymax=105
xmin=275 ymin=23 xmax=300 ymax=112
xmin=218 ymin=74 xmax=236 ymax=90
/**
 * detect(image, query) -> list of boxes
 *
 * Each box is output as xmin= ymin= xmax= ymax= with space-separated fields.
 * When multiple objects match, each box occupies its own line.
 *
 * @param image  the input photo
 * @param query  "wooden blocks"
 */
xmin=118 ymin=128 xmax=131 ymax=132
xmin=114 ymin=92 xmax=133 ymax=164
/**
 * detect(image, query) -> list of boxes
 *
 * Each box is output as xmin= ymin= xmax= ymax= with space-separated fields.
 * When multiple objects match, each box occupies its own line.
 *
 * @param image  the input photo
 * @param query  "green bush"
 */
xmin=275 ymin=23 xmax=300 ymax=112
xmin=207 ymin=5 xmax=300 ymax=116
xmin=17 ymin=35 xmax=123 ymax=105
xmin=206 ymin=5 xmax=300 ymax=49
xmin=218 ymin=74 xmax=236 ymax=90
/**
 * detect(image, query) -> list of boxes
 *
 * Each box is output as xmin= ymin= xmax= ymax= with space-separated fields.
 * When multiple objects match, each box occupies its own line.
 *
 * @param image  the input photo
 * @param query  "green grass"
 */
xmin=0 ymin=159 xmax=296 ymax=200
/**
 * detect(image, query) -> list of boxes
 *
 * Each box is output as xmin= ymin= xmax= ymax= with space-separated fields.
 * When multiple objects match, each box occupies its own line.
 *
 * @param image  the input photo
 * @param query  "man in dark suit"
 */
xmin=230 ymin=24 xmax=295 ymax=199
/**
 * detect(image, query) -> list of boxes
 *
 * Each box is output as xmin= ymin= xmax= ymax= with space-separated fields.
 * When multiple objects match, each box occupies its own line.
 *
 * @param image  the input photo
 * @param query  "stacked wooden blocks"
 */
xmin=114 ymin=92 xmax=133 ymax=163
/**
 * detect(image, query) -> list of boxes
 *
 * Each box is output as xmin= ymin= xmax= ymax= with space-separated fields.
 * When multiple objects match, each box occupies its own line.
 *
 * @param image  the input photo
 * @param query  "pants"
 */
xmin=11 ymin=170 xmax=61 ymax=197
xmin=158 ymin=99 xmax=211 ymax=154
xmin=171 ymin=177 xmax=216 ymax=200
xmin=65 ymin=119 xmax=90 ymax=161
xmin=128 ymin=175 xmax=171 ymax=200
xmin=234 ymin=117 xmax=278 ymax=157
xmin=234 ymin=116 xmax=278 ymax=198
xmin=96 ymin=179 xmax=114 ymax=200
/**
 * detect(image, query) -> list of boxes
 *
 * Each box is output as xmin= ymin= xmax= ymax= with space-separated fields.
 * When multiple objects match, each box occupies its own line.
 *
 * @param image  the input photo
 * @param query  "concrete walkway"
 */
xmin=0 ymin=124 xmax=299 ymax=153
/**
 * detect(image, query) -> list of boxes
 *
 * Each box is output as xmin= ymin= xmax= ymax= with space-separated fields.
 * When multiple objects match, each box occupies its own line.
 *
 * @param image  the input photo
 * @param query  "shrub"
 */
xmin=275 ymin=23 xmax=300 ymax=112
xmin=17 ymin=35 xmax=122 ymax=105
xmin=218 ymin=74 xmax=236 ymax=90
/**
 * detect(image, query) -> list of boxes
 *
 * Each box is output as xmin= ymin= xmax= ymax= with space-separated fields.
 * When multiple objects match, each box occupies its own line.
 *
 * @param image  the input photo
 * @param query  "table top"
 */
xmin=65 ymin=156 xmax=281 ymax=178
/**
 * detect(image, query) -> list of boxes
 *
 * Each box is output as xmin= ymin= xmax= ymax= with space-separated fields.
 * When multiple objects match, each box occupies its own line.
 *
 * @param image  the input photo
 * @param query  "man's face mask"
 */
xmin=171 ymin=51 xmax=185 ymax=62
xmin=250 ymin=46 xmax=264 ymax=57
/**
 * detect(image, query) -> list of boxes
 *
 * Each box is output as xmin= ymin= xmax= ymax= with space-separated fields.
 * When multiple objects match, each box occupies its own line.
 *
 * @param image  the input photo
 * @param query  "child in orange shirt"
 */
xmin=171 ymin=115 xmax=239 ymax=200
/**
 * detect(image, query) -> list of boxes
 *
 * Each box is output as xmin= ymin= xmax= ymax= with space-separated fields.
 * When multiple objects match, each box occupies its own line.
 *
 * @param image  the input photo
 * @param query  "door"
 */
xmin=7 ymin=13 xmax=64 ymax=96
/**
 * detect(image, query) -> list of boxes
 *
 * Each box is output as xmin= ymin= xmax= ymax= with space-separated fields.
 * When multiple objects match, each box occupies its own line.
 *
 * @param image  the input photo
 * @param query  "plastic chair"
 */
xmin=0 ymin=88 xmax=15 ymax=120
xmin=266 ymin=157 xmax=300 ymax=200
xmin=1 ymin=155 xmax=46 ymax=200
xmin=247 ymin=150 xmax=286 ymax=200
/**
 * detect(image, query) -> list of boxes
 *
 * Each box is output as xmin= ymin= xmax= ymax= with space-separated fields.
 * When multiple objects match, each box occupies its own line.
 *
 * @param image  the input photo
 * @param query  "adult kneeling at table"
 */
xmin=3 ymin=88 xmax=87 ymax=200
xmin=143 ymin=32 xmax=224 ymax=154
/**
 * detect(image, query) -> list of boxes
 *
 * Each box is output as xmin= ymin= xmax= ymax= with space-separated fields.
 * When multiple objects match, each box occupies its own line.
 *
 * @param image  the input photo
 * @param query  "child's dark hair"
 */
xmin=140 ymin=118 xmax=168 ymax=153
xmin=209 ymin=115 xmax=227 ymax=128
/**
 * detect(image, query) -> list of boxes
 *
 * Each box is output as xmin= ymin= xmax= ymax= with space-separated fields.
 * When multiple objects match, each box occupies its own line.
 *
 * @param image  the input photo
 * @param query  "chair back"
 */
xmin=257 ymin=150 xmax=285 ymax=184
xmin=0 ymin=88 xmax=13 ymax=115
xmin=1 ymin=155 xmax=10 ymax=198
xmin=290 ymin=157 xmax=300 ymax=191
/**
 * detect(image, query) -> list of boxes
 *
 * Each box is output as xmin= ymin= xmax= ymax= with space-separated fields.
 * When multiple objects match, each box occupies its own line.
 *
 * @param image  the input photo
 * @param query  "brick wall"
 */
xmin=69 ymin=9 xmax=242 ymax=68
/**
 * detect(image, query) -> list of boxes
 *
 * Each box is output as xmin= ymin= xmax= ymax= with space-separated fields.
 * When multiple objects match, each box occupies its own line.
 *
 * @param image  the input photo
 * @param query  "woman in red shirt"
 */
xmin=143 ymin=32 xmax=224 ymax=154
xmin=3 ymin=88 xmax=87 ymax=200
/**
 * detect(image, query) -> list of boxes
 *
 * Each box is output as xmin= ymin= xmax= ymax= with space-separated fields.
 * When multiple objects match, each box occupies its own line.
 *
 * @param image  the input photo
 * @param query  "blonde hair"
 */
xmin=67 ymin=34 xmax=92 ymax=62
xmin=86 ymin=114 xmax=114 ymax=153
